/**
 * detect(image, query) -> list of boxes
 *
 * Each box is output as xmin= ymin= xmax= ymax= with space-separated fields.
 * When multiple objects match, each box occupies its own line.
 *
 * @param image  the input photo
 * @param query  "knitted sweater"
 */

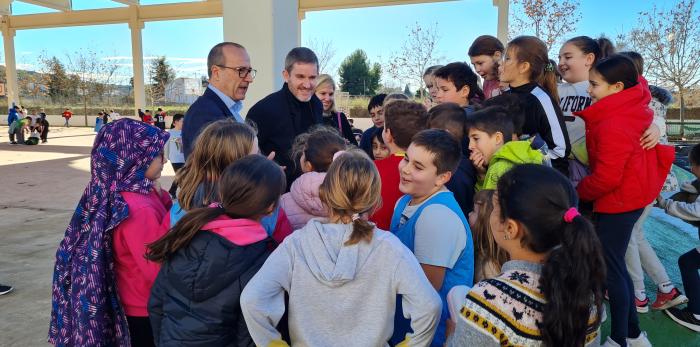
xmin=448 ymin=260 xmax=601 ymax=347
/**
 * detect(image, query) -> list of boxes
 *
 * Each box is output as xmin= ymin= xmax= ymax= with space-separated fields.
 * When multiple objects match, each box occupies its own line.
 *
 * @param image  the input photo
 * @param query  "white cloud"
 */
xmin=103 ymin=56 xmax=206 ymax=65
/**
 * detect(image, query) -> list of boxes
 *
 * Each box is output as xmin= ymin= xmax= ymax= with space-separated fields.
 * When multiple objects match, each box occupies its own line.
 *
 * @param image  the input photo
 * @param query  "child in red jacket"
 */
xmin=575 ymin=54 xmax=674 ymax=347
xmin=370 ymin=100 xmax=427 ymax=230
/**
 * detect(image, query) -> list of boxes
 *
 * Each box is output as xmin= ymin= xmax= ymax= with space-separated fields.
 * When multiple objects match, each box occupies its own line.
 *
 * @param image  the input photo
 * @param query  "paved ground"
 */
xmin=1 ymin=123 xmax=699 ymax=346
xmin=0 ymin=126 xmax=176 ymax=346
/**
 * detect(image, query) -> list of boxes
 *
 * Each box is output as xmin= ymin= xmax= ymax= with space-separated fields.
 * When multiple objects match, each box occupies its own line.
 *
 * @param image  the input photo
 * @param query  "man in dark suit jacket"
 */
xmin=182 ymin=42 xmax=255 ymax=157
xmin=247 ymin=47 xmax=323 ymax=187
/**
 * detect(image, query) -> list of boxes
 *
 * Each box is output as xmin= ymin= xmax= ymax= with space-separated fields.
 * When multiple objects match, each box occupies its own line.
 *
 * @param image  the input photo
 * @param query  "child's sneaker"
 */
xmin=0 ymin=284 xmax=14 ymax=295
xmin=626 ymin=331 xmax=652 ymax=347
xmin=652 ymin=288 xmax=688 ymax=310
xmin=665 ymin=307 xmax=700 ymax=332
xmin=635 ymin=296 xmax=649 ymax=313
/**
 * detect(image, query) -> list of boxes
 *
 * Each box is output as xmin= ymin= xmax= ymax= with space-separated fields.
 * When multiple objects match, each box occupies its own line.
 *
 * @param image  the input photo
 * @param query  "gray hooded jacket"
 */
xmin=240 ymin=219 xmax=442 ymax=347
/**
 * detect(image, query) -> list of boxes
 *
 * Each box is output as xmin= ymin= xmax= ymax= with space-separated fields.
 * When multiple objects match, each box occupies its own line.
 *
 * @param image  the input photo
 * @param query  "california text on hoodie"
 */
xmin=148 ymin=215 xmax=271 ymax=346
xmin=240 ymin=219 xmax=443 ymax=347
xmin=280 ymin=171 xmax=328 ymax=230
xmin=507 ymin=82 xmax=571 ymax=173
xmin=575 ymin=78 xmax=674 ymax=213
xmin=558 ymin=81 xmax=591 ymax=164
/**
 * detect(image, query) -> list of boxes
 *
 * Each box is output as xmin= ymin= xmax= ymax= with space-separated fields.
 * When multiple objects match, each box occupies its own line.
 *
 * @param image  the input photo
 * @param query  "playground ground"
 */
xmin=0 ymin=125 xmax=699 ymax=346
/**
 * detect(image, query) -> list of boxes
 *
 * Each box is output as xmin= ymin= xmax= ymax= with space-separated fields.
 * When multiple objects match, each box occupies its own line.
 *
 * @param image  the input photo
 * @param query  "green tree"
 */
xmin=42 ymin=56 xmax=71 ymax=102
xmin=338 ymin=49 xmax=381 ymax=96
xmin=148 ymin=56 xmax=176 ymax=103
xmin=403 ymin=84 xmax=412 ymax=97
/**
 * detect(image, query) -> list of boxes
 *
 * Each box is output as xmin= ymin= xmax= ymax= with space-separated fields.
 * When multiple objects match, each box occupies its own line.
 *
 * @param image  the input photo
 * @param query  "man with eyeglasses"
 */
xmin=182 ymin=42 xmax=256 ymax=158
xmin=247 ymin=47 xmax=323 ymax=189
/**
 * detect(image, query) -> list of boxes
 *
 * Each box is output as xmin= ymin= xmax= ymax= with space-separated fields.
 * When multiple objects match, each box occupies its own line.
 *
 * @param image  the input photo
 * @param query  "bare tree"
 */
xmin=100 ymin=57 xmax=122 ymax=106
xmin=306 ymin=37 xmax=337 ymax=74
xmin=385 ymin=22 xmax=441 ymax=97
xmin=65 ymin=49 xmax=107 ymax=125
xmin=627 ymin=0 xmax=700 ymax=137
xmin=509 ymin=0 xmax=581 ymax=52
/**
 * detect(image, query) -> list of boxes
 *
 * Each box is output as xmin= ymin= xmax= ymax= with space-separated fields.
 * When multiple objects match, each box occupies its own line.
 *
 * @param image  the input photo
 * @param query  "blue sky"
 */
xmin=1 ymin=0 xmax=681 ymax=87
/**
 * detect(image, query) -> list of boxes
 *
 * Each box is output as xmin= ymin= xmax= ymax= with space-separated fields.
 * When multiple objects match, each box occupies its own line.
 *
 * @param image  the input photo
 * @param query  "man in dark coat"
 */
xmin=182 ymin=42 xmax=255 ymax=158
xmin=247 ymin=47 xmax=323 ymax=187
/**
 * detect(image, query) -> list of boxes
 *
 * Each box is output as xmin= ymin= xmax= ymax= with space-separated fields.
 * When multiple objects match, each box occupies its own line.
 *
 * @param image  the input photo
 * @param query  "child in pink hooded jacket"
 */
xmin=281 ymin=128 xmax=347 ymax=230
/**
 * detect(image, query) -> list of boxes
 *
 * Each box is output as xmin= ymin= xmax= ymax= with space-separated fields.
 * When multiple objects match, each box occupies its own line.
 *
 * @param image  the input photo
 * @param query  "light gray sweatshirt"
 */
xmin=659 ymin=181 xmax=700 ymax=221
xmin=240 ymin=218 xmax=442 ymax=347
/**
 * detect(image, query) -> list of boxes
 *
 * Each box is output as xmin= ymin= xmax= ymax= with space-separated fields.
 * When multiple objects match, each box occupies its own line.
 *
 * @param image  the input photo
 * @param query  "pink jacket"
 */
xmin=202 ymin=216 xmax=269 ymax=245
xmin=113 ymin=189 xmax=172 ymax=317
xmin=280 ymin=171 xmax=328 ymax=230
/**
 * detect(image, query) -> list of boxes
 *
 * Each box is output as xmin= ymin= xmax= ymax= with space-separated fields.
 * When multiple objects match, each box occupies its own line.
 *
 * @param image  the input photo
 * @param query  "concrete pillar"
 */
xmin=223 ymin=0 xmax=300 ymax=115
xmin=2 ymin=21 xmax=19 ymax=106
xmin=494 ymin=0 xmax=509 ymax=44
xmin=129 ymin=6 xmax=146 ymax=117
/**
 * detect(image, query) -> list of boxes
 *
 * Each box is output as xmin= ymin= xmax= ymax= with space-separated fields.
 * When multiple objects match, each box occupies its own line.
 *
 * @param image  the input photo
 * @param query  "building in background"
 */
xmin=165 ymin=77 xmax=203 ymax=104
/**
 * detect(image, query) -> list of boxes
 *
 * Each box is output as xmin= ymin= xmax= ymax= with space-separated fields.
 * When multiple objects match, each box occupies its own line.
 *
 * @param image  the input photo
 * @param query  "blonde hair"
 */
xmin=315 ymin=74 xmax=337 ymax=113
xmin=472 ymin=190 xmax=508 ymax=279
xmin=176 ymin=119 xmax=256 ymax=210
xmin=319 ymin=149 xmax=381 ymax=245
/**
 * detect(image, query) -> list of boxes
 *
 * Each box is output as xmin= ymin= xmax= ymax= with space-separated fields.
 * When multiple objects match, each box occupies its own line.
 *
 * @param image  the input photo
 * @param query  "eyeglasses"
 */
xmin=216 ymin=65 xmax=257 ymax=79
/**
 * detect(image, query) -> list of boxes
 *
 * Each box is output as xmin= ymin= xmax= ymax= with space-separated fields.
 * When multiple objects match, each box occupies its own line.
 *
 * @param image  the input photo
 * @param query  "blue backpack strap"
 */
xmin=169 ymin=200 xmax=186 ymax=228
xmin=260 ymin=204 xmax=280 ymax=237
xmin=389 ymin=194 xmax=413 ymax=232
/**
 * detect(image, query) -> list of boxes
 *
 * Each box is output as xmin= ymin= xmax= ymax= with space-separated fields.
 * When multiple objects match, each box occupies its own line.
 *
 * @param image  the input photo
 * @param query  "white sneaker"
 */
xmin=627 ymin=331 xmax=652 ymax=347
xmin=601 ymin=337 xmax=622 ymax=347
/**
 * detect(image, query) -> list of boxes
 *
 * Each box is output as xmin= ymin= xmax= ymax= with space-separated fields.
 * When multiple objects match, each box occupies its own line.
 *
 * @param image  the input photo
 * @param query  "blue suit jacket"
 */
xmin=182 ymin=87 xmax=235 ymax=158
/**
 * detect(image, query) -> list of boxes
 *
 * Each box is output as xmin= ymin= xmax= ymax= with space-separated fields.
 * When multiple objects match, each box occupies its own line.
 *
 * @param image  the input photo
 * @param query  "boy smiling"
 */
xmin=390 ymin=129 xmax=474 ymax=347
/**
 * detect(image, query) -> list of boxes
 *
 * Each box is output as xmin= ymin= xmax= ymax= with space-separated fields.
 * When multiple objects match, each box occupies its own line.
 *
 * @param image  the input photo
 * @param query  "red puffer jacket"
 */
xmin=575 ymin=78 xmax=674 ymax=213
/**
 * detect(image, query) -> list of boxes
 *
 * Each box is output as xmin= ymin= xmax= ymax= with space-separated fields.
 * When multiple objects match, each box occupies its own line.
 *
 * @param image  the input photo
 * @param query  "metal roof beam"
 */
xmin=111 ymin=0 xmax=138 ymax=5
xmin=299 ymin=0 xmax=455 ymax=12
xmin=6 ymin=0 xmax=221 ymax=30
xmin=19 ymin=0 xmax=71 ymax=12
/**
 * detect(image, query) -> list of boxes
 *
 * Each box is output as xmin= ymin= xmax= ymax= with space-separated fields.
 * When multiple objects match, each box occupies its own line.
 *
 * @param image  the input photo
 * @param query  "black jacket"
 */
xmin=148 ymin=231 xmax=270 ymax=347
xmin=246 ymin=83 xmax=323 ymax=186
xmin=182 ymin=87 xmax=235 ymax=158
xmin=507 ymin=82 xmax=571 ymax=174
xmin=446 ymin=155 xmax=477 ymax=216
xmin=322 ymin=112 xmax=358 ymax=146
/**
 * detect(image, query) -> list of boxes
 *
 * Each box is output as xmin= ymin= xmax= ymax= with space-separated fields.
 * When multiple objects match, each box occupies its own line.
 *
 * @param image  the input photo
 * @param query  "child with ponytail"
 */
xmin=616 ymin=50 xmax=687 ymax=313
xmin=449 ymin=164 xmax=604 ymax=347
xmin=576 ymin=54 xmax=674 ymax=347
xmin=280 ymin=127 xmax=347 ymax=229
xmin=241 ymin=150 xmax=442 ymax=347
xmin=172 ymin=119 xmax=292 ymax=244
xmin=147 ymin=155 xmax=286 ymax=346
xmin=557 ymin=38 xmax=661 ymax=181
xmin=500 ymin=36 xmax=571 ymax=175
xmin=557 ymin=36 xmax=612 ymax=171
xmin=468 ymin=35 xmax=504 ymax=100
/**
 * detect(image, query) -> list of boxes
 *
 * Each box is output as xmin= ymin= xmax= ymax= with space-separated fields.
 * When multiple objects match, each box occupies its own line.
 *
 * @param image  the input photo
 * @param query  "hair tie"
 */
xmin=545 ymin=62 xmax=556 ymax=72
xmin=208 ymin=202 xmax=223 ymax=209
xmin=351 ymin=213 xmax=360 ymax=222
xmin=563 ymin=207 xmax=580 ymax=223
xmin=332 ymin=150 xmax=347 ymax=162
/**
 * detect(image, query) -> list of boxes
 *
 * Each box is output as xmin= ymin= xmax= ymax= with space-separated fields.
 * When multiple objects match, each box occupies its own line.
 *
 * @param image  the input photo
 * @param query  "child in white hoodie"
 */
xmin=281 ymin=127 xmax=347 ymax=230
xmin=241 ymin=149 xmax=442 ymax=347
